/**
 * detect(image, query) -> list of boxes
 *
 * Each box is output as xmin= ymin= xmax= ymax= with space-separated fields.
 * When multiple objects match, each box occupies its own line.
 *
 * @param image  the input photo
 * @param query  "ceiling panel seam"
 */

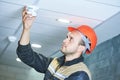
xmin=0 ymin=0 xmax=23 ymax=6
xmin=85 ymin=0 xmax=120 ymax=7
xmin=0 ymin=26 xmax=17 ymax=30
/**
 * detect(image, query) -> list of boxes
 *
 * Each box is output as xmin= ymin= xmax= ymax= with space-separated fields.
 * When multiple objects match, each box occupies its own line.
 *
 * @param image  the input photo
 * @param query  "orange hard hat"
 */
xmin=68 ymin=25 xmax=97 ymax=54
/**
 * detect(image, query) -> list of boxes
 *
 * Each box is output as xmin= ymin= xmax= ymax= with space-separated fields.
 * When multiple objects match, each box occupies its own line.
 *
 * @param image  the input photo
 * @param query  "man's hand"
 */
xmin=19 ymin=6 xmax=36 ymax=45
xmin=22 ymin=6 xmax=36 ymax=30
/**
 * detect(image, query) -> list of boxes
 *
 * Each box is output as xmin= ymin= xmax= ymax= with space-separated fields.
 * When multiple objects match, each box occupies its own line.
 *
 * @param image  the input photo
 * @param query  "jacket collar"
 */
xmin=58 ymin=55 xmax=84 ymax=66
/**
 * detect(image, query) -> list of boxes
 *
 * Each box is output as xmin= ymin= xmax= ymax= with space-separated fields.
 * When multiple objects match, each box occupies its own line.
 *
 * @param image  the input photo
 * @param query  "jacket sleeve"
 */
xmin=16 ymin=42 xmax=52 ymax=73
xmin=65 ymin=71 xmax=90 ymax=80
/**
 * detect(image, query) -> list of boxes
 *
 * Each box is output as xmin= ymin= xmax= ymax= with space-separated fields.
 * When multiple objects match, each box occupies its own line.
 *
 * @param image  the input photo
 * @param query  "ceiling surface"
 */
xmin=0 ymin=0 xmax=120 ymax=68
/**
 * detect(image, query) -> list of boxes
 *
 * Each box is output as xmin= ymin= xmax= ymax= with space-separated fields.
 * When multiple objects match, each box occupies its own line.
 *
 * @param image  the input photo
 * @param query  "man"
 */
xmin=17 ymin=7 xmax=97 ymax=80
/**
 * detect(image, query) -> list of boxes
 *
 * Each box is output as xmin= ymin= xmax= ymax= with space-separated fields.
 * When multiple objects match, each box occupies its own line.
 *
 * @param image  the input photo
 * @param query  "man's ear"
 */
xmin=78 ymin=45 xmax=86 ymax=52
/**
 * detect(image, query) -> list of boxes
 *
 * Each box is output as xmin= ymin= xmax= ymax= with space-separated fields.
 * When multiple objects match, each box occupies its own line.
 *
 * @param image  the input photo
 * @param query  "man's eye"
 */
xmin=66 ymin=36 xmax=68 ymax=38
xmin=70 ymin=37 xmax=73 ymax=40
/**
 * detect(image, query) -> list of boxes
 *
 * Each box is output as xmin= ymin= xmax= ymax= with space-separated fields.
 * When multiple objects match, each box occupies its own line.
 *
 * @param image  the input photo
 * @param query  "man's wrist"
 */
xmin=23 ymin=28 xmax=30 ymax=32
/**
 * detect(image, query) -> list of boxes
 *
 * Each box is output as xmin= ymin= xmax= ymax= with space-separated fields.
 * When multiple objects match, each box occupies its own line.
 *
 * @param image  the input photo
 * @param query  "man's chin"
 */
xmin=60 ymin=49 xmax=65 ymax=54
xmin=60 ymin=50 xmax=69 ymax=56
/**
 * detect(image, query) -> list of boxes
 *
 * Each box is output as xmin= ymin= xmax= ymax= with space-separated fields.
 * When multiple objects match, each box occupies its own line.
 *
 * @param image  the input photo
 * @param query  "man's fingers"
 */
xmin=22 ymin=6 xmax=26 ymax=13
xmin=22 ymin=6 xmax=29 ymax=20
xmin=23 ymin=14 xmax=34 ymax=21
xmin=23 ymin=14 xmax=30 ymax=21
xmin=22 ymin=6 xmax=27 ymax=16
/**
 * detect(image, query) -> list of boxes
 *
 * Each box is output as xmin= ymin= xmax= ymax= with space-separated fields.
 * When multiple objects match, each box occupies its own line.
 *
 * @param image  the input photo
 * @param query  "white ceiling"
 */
xmin=0 ymin=0 xmax=120 ymax=68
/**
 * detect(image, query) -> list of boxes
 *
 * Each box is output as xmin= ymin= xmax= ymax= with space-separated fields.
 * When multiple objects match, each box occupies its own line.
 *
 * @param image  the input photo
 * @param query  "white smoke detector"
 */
xmin=8 ymin=36 xmax=17 ymax=42
xmin=26 ymin=5 xmax=39 ymax=16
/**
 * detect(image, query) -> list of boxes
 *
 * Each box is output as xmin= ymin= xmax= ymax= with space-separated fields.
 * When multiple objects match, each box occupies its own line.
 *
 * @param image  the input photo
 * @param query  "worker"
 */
xmin=16 ymin=6 xmax=97 ymax=80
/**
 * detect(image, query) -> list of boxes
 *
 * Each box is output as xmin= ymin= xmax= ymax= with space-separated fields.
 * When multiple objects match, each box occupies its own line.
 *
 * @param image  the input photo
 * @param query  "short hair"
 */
xmin=79 ymin=39 xmax=85 ymax=46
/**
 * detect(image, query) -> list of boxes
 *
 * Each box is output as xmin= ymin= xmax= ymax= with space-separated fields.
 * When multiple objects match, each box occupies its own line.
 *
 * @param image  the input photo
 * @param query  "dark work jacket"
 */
xmin=16 ymin=42 xmax=90 ymax=80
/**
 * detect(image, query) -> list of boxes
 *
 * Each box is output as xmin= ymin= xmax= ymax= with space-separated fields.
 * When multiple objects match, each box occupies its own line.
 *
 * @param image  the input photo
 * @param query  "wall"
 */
xmin=84 ymin=34 xmax=120 ymax=80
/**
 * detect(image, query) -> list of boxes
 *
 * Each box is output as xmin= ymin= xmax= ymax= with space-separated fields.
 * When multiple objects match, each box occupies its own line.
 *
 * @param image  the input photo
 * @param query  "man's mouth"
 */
xmin=62 ymin=44 xmax=67 ymax=48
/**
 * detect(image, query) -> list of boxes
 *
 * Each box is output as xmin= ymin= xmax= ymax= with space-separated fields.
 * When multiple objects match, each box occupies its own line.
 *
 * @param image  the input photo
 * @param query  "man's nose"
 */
xmin=63 ymin=38 xmax=68 ymax=43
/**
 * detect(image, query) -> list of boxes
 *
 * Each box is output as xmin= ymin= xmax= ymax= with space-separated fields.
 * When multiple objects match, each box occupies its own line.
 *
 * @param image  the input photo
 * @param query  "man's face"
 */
xmin=61 ymin=30 xmax=83 ymax=55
